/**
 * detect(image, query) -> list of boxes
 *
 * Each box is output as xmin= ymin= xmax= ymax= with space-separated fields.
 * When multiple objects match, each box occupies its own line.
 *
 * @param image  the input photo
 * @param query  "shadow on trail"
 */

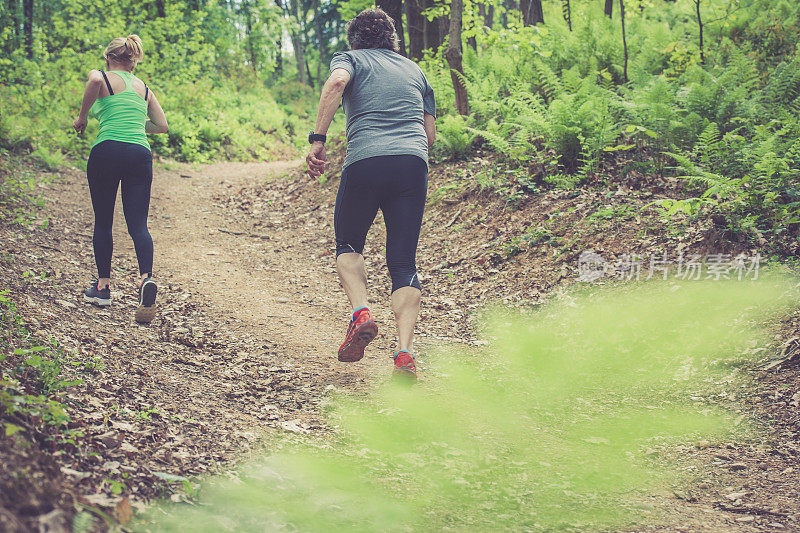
xmin=140 ymin=278 xmax=797 ymax=532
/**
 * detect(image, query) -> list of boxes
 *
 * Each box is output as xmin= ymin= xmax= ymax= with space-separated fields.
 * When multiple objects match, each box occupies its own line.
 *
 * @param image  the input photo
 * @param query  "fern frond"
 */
xmin=467 ymin=126 xmax=514 ymax=156
xmin=531 ymin=59 xmax=562 ymax=105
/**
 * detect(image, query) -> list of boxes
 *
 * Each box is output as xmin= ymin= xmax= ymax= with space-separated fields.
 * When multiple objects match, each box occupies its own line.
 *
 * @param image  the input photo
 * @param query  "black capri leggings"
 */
xmin=334 ymin=155 xmax=428 ymax=293
xmin=86 ymin=140 xmax=153 ymax=279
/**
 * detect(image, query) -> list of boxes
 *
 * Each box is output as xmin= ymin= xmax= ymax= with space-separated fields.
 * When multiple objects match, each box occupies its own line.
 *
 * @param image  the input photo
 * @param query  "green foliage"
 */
xmin=0 ymin=158 xmax=50 ymax=227
xmin=436 ymin=115 xmax=475 ymax=160
xmin=419 ymin=0 xmax=800 ymax=241
xmin=504 ymin=225 xmax=556 ymax=257
xmin=0 ymin=290 xmax=76 ymax=440
xmin=0 ymin=0 xmax=320 ymax=165
xmin=144 ymin=280 xmax=797 ymax=531
xmin=0 ymin=60 xmax=309 ymax=164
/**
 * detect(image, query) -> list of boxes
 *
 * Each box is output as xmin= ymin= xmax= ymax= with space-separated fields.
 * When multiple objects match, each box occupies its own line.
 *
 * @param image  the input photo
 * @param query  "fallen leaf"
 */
xmin=116 ymin=497 xmax=132 ymax=525
xmin=725 ymin=491 xmax=752 ymax=501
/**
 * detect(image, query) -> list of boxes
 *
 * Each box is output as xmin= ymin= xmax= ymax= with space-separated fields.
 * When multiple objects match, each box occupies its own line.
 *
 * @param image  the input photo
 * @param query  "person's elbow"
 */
xmin=151 ymin=119 xmax=169 ymax=134
xmin=87 ymin=70 xmax=103 ymax=87
xmin=327 ymin=73 xmax=349 ymax=93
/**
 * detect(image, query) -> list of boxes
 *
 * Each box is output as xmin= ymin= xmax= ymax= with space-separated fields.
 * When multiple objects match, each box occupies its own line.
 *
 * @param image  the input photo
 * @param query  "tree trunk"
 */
xmin=6 ymin=0 xmax=18 ymax=52
xmin=619 ymin=0 xmax=628 ymax=83
xmin=275 ymin=0 xmax=283 ymax=75
xmin=520 ymin=0 xmax=543 ymax=26
xmin=422 ymin=8 xmax=439 ymax=48
xmin=306 ymin=57 xmax=314 ymax=86
xmin=422 ymin=0 xmax=436 ymax=49
xmin=604 ymin=0 xmax=612 ymax=17
xmin=406 ymin=0 xmax=424 ymax=60
xmin=438 ymin=15 xmax=449 ymax=44
xmin=533 ymin=0 xmax=544 ymax=24
xmin=22 ymin=0 xmax=32 ymax=59
xmin=292 ymin=34 xmax=307 ymax=84
xmin=445 ymin=0 xmax=468 ymax=115
xmin=421 ymin=0 xmax=447 ymax=50
xmin=290 ymin=0 xmax=307 ymax=84
xmin=314 ymin=0 xmax=323 ymax=83
xmin=377 ymin=0 xmax=406 ymax=56
xmin=155 ymin=0 xmax=165 ymax=17
xmin=562 ymin=0 xmax=571 ymax=31
xmin=694 ymin=0 xmax=704 ymax=64
xmin=242 ymin=0 xmax=257 ymax=71
xmin=275 ymin=39 xmax=283 ymax=75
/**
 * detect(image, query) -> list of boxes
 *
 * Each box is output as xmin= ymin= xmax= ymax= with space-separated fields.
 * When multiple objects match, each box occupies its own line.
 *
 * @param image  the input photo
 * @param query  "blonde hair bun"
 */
xmin=103 ymin=34 xmax=144 ymax=64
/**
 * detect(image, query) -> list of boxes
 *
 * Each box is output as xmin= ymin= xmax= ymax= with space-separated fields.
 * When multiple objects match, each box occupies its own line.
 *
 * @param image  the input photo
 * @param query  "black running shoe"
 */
xmin=135 ymin=278 xmax=158 ymax=323
xmin=84 ymin=281 xmax=111 ymax=307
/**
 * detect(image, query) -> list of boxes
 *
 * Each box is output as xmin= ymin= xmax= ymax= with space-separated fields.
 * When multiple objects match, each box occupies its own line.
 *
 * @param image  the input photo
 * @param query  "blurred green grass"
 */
xmin=141 ymin=278 xmax=797 ymax=532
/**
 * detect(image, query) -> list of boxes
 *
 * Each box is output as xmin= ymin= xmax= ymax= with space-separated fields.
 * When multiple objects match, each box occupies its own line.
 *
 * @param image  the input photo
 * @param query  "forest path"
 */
xmin=149 ymin=159 xmax=398 ymax=393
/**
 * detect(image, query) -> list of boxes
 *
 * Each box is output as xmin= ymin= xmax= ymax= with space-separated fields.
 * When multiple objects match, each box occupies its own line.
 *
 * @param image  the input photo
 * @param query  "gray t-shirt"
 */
xmin=330 ymin=48 xmax=436 ymax=169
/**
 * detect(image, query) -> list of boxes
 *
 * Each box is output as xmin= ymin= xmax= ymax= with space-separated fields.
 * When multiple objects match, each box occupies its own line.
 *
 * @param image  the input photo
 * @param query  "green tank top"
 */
xmin=90 ymin=70 xmax=150 ymax=151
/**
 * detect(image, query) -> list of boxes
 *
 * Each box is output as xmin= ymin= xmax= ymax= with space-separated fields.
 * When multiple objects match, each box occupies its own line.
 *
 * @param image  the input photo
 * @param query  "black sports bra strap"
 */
xmin=144 ymin=84 xmax=149 ymax=103
xmin=100 ymin=70 xmax=114 ymax=95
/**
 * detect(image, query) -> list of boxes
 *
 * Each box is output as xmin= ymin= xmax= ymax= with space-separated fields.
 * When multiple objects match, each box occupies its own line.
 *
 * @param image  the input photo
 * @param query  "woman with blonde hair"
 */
xmin=73 ymin=35 xmax=168 ymax=323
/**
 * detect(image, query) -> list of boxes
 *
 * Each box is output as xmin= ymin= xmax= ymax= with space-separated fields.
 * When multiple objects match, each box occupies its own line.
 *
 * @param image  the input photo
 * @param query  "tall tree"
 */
xmin=604 ymin=0 xmax=613 ymax=17
xmin=287 ymin=0 xmax=307 ymax=84
xmin=314 ymin=0 xmax=323 ymax=83
xmin=421 ymin=0 xmax=447 ymax=51
xmin=406 ymin=0 xmax=424 ymax=60
xmin=377 ymin=0 xmax=406 ymax=56
xmin=520 ymin=0 xmax=543 ymax=26
xmin=693 ymin=0 xmax=704 ymax=64
xmin=275 ymin=0 xmax=284 ymax=75
xmin=445 ymin=0 xmax=468 ymax=115
xmin=478 ymin=3 xmax=494 ymax=30
xmin=242 ymin=0 xmax=258 ymax=71
xmin=619 ymin=0 xmax=628 ymax=83
xmin=6 ymin=0 xmax=18 ymax=52
xmin=22 ymin=0 xmax=31 ymax=59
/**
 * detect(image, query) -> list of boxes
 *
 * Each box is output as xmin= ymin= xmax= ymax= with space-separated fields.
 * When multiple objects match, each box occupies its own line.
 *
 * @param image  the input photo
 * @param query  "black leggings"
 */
xmin=86 ymin=140 xmax=153 ymax=279
xmin=334 ymin=155 xmax=427 ymax=293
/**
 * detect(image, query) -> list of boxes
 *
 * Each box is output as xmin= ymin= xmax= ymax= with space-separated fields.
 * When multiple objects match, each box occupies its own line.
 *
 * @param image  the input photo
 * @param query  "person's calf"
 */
xmin=391 ymin=286 xmax=421 ymax=352
xmin=336 ymin=252 xmax=369 ymax=309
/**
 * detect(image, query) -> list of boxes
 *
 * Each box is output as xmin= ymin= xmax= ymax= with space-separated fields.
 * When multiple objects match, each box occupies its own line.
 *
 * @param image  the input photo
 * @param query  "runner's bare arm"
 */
xmin=73 ymin=70 xmax=103 ymax=135
xmin=145 ymin=91 xmax=168 ymax=134
xmin=313 ymin=68 xmax=351 ymax=136
xmin=424 ymin=112 xmax=436 ymax=146
xmin=307 ymin=68 xmax=352 ymax=178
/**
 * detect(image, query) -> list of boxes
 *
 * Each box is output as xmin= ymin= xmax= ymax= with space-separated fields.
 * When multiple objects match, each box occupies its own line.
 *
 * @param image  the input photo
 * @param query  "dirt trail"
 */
xmin=151 ymin=160 xmax=393 ymax=391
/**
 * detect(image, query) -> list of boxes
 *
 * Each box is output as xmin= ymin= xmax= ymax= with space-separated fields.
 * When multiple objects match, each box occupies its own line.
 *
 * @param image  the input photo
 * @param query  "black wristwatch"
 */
xmin=308 ymin=132 xmax=327 ymax=144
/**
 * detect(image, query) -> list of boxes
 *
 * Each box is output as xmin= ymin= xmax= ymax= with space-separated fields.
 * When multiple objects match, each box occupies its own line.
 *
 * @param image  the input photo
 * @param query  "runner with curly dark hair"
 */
xmin=306 ymin=8 xmax=436 ymax=380
xmin=345 ymin=7 xmax=400 ymax=52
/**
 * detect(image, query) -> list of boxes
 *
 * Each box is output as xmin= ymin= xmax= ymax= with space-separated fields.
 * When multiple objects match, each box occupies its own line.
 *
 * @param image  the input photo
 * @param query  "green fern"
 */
xmin=531 ymin=59 xmax=562 ymax=105
xmin=467 ymin=125 xmax=516 ymax=158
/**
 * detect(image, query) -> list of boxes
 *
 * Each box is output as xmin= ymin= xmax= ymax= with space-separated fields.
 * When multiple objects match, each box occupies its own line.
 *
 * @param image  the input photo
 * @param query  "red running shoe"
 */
xmin=337 ymin=307 xmax=378 ymax=362
xmin=393 ymin=351 xmax=417 ymax=380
